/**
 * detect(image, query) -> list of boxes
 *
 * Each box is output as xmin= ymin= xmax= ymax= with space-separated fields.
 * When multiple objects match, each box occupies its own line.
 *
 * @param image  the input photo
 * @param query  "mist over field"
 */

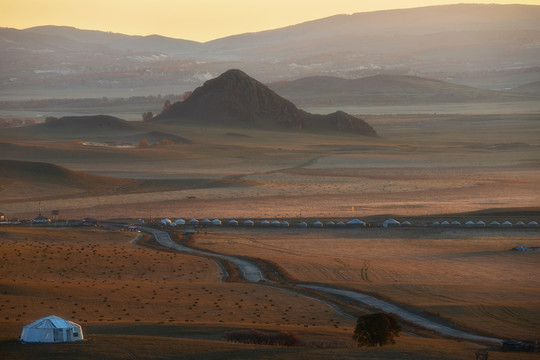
xmin=1 ymin=3 xmax=539 ymax=359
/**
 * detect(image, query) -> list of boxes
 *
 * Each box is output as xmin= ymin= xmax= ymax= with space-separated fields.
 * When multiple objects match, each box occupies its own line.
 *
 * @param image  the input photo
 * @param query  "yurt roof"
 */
xmin=24 ymin=316 xmax=78 ymax=329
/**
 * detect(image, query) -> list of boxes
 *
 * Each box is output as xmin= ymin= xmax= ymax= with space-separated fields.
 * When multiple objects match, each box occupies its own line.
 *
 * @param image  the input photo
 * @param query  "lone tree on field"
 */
xmin=353 ymin=312 xmax=401 ymax=347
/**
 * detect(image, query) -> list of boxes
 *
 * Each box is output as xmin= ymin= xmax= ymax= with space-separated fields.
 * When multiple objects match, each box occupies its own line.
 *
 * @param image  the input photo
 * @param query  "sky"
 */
xmin=2 ymin=0 xmax=540 ymax=42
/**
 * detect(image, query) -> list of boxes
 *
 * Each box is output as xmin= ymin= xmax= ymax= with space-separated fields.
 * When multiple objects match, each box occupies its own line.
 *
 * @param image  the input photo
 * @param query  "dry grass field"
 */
xmin=1 ymin=226 xmax=538 ymax=359
xmin=190 ymin=227 xmax=540 ymax=341
xmin=0 ymin=107 xmax=539 ymax=358
xmin=1 ymin=112 xmax=539 ymax=220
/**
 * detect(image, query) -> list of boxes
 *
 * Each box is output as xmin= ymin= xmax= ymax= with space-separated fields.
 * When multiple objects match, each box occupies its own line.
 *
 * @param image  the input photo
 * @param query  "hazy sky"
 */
xmin=2 ymin=0 xmax=540 ymax=42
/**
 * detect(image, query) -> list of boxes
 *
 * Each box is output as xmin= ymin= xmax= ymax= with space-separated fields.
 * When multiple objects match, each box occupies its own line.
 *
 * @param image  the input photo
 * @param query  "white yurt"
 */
xmin=489 ymin=221 xmax=500 ymax=227
xmin=383 ymin=219 xmax=400 ymax=228
xmin=527 ymin=221 xmax=538 ymax=228
xmin=160 ymin=218 xmax=172 ymax=226
xmin=502 ymin=221 xmax=512 ymax=228
xmin=401 ymin=221 xmax=412 ymax=227
xmin=175 ymin=219 xmax=186 ymax=226
xmin=347 ymin=219 xmax=365 ymax=227
xmin=20 ymin=316 xmax=83 ymax=343
xmin=313 ymin=221 xmax=323 ymax=228
xmin=189 ymin=218 xmax=199 ymax=225
xmin=201 ymin=219 xmax=211 ymax=225
xmin=325 ymin=221 xmax=335 ymax=227
xmin=441 ymin=221 xmax=450 ymax=227
xmin=515 ymin=221 xmax=526 ymax=227
xmin=476 ymin=221 xmax=486 ymax=227
xmin=228 ymin=219 xmax=239 ymax=226
xmin=281 ymin=221 xmax=290 ymax=227
xmin=336 ymin=221 xmax=346 ymax=226
xmin=451 ymin=221 xmax=461 ymax=227
xmin=212 ymin=219 xmax=222 ymax=226
xmin=271 ymin=220 xmax=281 ymax=227
xmin=298 ymin=221 xmax=308 ymax=228
xmin=432 ymin=221 xmax=440 ymax=227
xmin=243 ymin=220 xmax=253 ymax=226
xmin=261 ymin=220 xmax=271 ymax=227
xmin=465 ymin=221 xmax=475 ymax=228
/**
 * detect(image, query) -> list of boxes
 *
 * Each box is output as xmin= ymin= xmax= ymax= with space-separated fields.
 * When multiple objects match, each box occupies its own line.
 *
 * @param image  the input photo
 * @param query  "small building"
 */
xmin=451 ymin=221 xmax=461 ymax=227
xmin=383 ymin=219 xmax=400 ymax=228
xmin=211 ymin=219 xmax=222 ymax=226
xmin=515 ymin=221 xmax=526 ymax=227
xmin=313 ymin=221 xmax=323 ymax=228
xmin=432 ymin=221 xmax=440 ymax=227
xmin=243 ymin=220 xmax=253 ymax=226
xmin=347 ymin=219 xmax=365 ymax=227
xmin=502 ymin=221 xmax=513 ymax=228
xmin=201 ymin=219 xmax=211 ymax=226
xmin=175 ymin=219 xmax=186 ymax=226
xmin=32 ymin=215 xmax=50 ymax=224
xmin=527 ymin=221 xmax=538 ymax=228
xmin=260 ymin=220 xmax=270 ymax=227
xmin=325 ymin=221 xmax=335 ymax=227
xmin=281 ymin=221 xmax=289 ymax=227
xmin=401 ymin=221 xmax=412 ymax=227
xmin=465 ymin=221 xmax=475 ymax=228
xmin=20 ymin=316 xmax=83 ymax=343
xmin=184 ymin=228 xmax=195 ymax=235
xmin=476 ymin=221 xmax=486 ymax=227
xmin=188 ymin=219 xmax=199 ymax=225
xmin=228 ymin=219 xmax=239 ymax=226
xmin=298 ymin=221 xmax=308 ymax=228
xmin=271 ymin=220 xmax=281 ymax=227
xmin=441 ymin=221 xmax=450 ymax=227
xmin=489 ymin=221 xmax=500 ymax=227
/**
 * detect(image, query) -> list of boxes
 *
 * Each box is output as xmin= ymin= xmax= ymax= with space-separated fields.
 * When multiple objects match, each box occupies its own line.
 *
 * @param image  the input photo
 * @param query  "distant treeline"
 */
xmin=0 ymin=94 xmax=186 ymax=109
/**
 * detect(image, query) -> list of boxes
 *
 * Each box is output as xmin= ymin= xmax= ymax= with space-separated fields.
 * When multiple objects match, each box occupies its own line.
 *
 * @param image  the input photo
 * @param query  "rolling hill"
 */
xmin=2 ymin=115 xmax=190 ymax=144
xmin=268 ymin=74 xmax=533 ymax=106
xmin=2 ymin=3 xmax=539 ymax=98
xmin=0 ymin=159 xmax=132 ymax=201
xmin=153 ymin=69 xmax=377 ymax=136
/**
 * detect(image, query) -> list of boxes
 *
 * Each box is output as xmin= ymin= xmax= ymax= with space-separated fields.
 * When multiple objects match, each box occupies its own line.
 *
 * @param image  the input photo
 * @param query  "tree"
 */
xmin=162 ymin=99 xmax=171 ymax=113
xmin=138 ymin=139 xmax=150 ymax=147
xmin=353 ymin=313 xmax=401 ymax=347
xmin=142 ymin=111 xmax=153 ymax=122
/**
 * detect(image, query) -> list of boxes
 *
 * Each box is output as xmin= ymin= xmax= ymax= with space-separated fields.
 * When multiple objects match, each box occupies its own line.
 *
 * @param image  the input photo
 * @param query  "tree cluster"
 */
xmin=353 ymin=312 xmax=402 ymax=347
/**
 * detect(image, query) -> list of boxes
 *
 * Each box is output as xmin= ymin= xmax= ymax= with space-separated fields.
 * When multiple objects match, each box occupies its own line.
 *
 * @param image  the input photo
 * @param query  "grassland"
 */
xmin=2 ymin=226 xmax=538 ymax=359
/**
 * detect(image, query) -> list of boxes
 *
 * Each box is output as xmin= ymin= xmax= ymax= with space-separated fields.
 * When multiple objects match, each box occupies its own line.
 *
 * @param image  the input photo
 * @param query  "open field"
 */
xmin=2 ymin=226 xmax=538 ymax=359
xmin=188 ymin=227 xmax=540 ymax=341
xmin=1 ymin=111 xmax=539 ymax=220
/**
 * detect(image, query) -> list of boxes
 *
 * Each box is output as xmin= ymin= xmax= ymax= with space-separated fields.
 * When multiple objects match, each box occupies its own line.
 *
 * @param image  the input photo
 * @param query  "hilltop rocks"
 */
xmin=154 ymin=69 xmax=377 ymax=137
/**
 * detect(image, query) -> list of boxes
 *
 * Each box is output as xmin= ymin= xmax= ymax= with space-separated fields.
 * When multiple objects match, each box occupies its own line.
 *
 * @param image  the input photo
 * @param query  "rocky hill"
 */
xmin=153 ymin=69 xmax=377 ymax=136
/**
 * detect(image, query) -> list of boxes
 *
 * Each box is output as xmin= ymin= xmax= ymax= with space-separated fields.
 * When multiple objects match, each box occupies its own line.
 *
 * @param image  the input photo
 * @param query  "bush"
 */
xmin=225 ymin=330 xmax=303 ymax=346
xmin=353 ymin=312 xmax=402 ymax=347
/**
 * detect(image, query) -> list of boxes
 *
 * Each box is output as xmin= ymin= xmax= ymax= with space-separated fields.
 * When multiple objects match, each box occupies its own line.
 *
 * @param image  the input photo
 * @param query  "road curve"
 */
xmin=140 ymin=226 xmax=502 ymax=344
xmin=140 ymin=227 xmax=265 ymax=282
xmin=299 ymin=284 xmax=502 ymax=344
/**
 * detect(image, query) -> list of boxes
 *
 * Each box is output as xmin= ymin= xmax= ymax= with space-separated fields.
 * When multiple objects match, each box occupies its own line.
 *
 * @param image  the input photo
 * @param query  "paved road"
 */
xmin=140 ymin=227 xmax=265 ymax=282
xmin=140 ymin=226 xmax=502 ymax=344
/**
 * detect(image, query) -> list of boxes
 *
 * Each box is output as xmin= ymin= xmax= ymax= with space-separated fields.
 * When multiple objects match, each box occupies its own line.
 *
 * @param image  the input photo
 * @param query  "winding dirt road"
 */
xmin=141 ymin=227 xmax=502 ymax=344
xmin=140 ymin=226 xmax=265 ymax=282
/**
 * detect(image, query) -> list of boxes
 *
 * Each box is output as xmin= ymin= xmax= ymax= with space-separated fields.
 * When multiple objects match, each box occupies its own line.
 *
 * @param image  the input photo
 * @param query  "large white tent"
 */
xmin=20 ymin=316 xmax=83 ymax=343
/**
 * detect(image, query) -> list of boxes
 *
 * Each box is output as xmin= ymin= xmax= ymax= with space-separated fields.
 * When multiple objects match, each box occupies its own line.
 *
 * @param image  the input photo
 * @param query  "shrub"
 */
xmin=225 ymin=330 xmax=303 ymax=346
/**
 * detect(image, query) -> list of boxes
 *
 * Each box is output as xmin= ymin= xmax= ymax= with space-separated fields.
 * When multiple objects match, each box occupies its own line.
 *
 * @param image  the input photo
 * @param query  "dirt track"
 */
xmin=142 ymin=227 xmax=503 ymax=344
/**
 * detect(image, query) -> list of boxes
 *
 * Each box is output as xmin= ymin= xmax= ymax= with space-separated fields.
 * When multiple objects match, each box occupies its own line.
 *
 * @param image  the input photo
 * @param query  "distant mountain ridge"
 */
xmin=154 ymin=69 xmax=377 ymax=136
xmin=269 ymin=74 xmax=532 ymax=106
xmin=2 ymin=4 xmax=540 ymax=97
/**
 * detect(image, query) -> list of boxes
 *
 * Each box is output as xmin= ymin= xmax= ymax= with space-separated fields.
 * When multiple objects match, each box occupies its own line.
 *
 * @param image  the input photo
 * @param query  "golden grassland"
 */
xmin=0 ymin=226 xmax=538 ymax=359
xmin=189 ymin=227 xmax=540 ymax=341
xmin=1 ymin=113 xmax=539 ymax=220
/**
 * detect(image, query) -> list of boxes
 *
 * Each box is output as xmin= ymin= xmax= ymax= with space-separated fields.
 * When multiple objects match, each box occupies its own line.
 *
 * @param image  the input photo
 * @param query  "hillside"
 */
xmin=2 ymin=3 xmax=540 ymax=100
xmin=510 ymin=80 xmax=540 ymax=95
xmin=2 ymin=115 xmax=189 ymax=144
xmin=153 ymin=69 xmax=377 ymax=136
xmin=0 ymin=159 xmax=132 ymax=202
xmin=269 ymin=74 xmax=533 ymax=106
